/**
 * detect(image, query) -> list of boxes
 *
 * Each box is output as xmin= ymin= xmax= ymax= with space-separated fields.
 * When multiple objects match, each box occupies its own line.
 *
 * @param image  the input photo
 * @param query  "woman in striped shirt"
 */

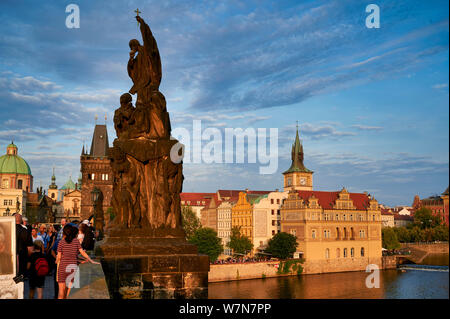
xmin=56 ymin=224 xmax=99 ymax=299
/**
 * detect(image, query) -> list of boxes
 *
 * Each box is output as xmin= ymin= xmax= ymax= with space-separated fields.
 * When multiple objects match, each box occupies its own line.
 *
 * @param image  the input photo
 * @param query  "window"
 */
xmin=17 ymin=179 xmax=23 ymax=189
xmin=343 ymin=248 xmax=348 ymax=258
xmin=335 ymin=214 xmax=339 ymax=221
xmin=312 ymin=230 xmax=316 ymax=239
xmin=325 ymin=248 xmax=330 ymax=259
xmin=290 ymin=229 xmax=296 ymax=236
xmin=324 ymin=214 xmax=329 ymax=221
xmin=271 ymin=199 xmax=274 ymax=204
xmin=359 ymin=230 xmax=365 ymax=238
xmin=272 ymin=230 xmax=275 ymax=235
xmin=350 ymin=214 xmax=353 ymax=221
xmin=3 ymin=200 xmax=7 ymax=206
xmin=2 ymin=179 xmax=9 ymax=189
xmin=336 ymin=248 xmax=340 ymax=258
xmin=92 ymin=173 xmax=95 ymax=180
xmin=351 ymin=248 xmax=354 ymax=257
xmin=277 ymin=199 xmax=280 ymax=204
xmin=277 ymin=210 xmax=280 ymax=215
xmin=361 ymin=247 xmax=365 ymax=257
xmin=271 ymin=209 xmax=274 ymax=215
xmin=343 ymin=214 xmax=347 ymax=221
xmin=51 ymin=193 xmax=55 ymax=199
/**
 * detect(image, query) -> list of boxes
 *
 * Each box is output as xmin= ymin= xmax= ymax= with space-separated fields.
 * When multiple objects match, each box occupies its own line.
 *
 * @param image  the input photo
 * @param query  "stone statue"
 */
xmin=96 ymin=13 xmax=209 ymax=300
xmin=107 ymin=15 xmax=183 ymax=237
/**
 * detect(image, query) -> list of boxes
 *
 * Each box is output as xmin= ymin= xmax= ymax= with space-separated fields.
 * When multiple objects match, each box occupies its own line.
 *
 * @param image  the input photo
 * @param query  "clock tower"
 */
xmin=283 ymin=124 xmax=313 ymax=191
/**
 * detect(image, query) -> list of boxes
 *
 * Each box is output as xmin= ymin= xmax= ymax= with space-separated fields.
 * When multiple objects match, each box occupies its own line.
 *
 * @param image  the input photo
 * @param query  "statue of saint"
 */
xmin=128 ymin=15 xmax=162 ymax=102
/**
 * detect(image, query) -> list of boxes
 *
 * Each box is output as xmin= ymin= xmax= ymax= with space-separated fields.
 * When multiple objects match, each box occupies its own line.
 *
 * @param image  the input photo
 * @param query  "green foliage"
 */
xmin=106 ymin=207 xmax=115 ymax=221
xmin=227 ymin=226 xmax=253 ymax=255
xmin=392 ymin=224 xmax=449 ymax=243
xmin=413 ymin=207 xmax=442 ymax=229
xmin=382 ymin=227 xmax=400 ymax=250
xmin=188 ymin=227 xmax=223 ymax=262
xmin=266 ymin=232 xmax=298 ymax=259
xmin=277 ymin=259 xmax=304 ymax=275
xmin=181 ymin=206 xmax=202 ymax=240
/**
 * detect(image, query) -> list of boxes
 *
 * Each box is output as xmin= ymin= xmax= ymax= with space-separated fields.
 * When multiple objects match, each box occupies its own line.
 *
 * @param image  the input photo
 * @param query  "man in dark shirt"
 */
xmin=14 ymin=214 xmax=33 ymax=277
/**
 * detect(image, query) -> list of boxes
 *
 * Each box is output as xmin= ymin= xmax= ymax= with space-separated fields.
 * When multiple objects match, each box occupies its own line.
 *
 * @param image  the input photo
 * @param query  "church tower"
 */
xmin=80 ymin=123 xmax=113 ymax=220
xmin=48 ymin=167 xmax=58 ymax=201
xmin=283 ymin=124 xmax=313 ymax=191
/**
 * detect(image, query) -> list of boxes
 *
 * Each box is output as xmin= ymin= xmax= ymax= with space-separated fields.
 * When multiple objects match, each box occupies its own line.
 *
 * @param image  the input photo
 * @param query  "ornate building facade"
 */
xmin=252 ymin=191 xmax=288 ymax=253
xmin=279 ymin=127 xmax=382 ymax=273
xmin=0 ymin=143 xmax=30 ymax=216
xmin=412 ymin=187 xmax=449 ymax=225
xmin=80 ymin=124 xmax=113 ymax=221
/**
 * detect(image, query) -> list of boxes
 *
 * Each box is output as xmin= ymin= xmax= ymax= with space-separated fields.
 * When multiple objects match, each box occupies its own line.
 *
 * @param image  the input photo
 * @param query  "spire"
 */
xmin=81 ymin=144 xmax=85 ymax=155
xmin=50 ymin=166 xmax=58 ymax=189
xmin=283 ymin=122 xmax=312 ymax=174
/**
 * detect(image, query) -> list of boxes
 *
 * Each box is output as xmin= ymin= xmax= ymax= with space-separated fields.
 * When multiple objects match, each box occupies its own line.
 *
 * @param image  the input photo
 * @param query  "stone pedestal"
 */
xmin=95 ymin=230 xmax=209 ymax=299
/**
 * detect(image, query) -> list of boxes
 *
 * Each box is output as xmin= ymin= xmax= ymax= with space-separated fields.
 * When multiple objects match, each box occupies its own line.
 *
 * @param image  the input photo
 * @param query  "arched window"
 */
xmin=325 ymin=248 xmax=330 ymax=259
xmin=361 ymin=247 xmax=365 ymax=257
xmin=343 ymin=227 xmax=347 ymax=239
xmin=336 ymin=248 xmax=340 ymax=258
xmin=351 ymin=227 xmax=355 ymax=239
xmin=17 ymin=179 xmax=23 ymax=189
xmin=343 ymin=248 xmax=348 ymax=257
xmin=312 ymin=230 xmax=316 ymax=239
xmin=336 ymin=227 xmax=340 ymax=239
xmin=350 ymin=248 xmax=354 ymax=257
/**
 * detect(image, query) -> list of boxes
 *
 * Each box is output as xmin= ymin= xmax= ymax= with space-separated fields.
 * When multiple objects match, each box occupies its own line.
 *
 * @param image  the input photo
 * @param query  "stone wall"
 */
xmin=209 ymin=257 xmax=385 ymax=282
xmin=302 ymin=257 xmax=382 ymax=274
xmin=381 ymin=256 xmax=397 ymax=269
xmin=400 ymin=242 xmax=448 ymax=254
xmin=209 ymin=261 xmax=280 ymax=282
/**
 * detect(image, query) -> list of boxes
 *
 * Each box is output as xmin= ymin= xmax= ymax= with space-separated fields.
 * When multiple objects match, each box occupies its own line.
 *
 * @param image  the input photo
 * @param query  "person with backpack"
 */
xmin=27 ymin=240 xmax=48 ymax=299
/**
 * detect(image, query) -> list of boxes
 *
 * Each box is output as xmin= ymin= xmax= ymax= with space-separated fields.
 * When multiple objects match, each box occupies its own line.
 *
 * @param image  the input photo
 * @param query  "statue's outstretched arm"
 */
xmin=136 ymin=16 xmax=158 ymax=56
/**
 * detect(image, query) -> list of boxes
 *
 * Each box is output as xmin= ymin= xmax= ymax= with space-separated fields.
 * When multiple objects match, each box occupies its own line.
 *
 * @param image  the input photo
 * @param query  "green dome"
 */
xmin=61 ymin=177 xmax=76 ymax=190
xmin=0 ymin=144 xmax=32 ymax=175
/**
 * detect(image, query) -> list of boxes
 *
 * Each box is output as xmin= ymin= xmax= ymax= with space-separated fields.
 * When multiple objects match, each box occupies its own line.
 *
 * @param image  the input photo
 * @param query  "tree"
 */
xmin=394 ymin=226 xmax=411 ymax=243
xmin=227 ymin=226 xmax=253 ymax=256
xmin=188 ymin=228 xmax=223 ymax=262
xmin=266 ymin=232 xmax=298 ymax=259
xmin=181 ymin=206 xmax=202 ymax=240
xmin=382 ymin=227 xmax=400 ymax=250
xmin=414 ymin=207 xmax=441 ymax=229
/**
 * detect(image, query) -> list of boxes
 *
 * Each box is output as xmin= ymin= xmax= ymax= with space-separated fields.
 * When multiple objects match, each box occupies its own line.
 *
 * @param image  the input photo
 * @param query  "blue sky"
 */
xmin=0 ymin=0 xmax=448 ymax=206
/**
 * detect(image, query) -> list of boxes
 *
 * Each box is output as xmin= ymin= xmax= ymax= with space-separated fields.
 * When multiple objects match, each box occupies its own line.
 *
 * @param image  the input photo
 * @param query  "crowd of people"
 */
xmin=14 ymin=214 xmax=99 ymax=299
xmin=212 ymin=256 xmax=274 ymax=264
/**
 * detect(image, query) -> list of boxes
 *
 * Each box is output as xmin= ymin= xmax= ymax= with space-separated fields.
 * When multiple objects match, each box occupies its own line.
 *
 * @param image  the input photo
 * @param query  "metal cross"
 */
xmin=135 ymin=8 xmax=141 ymax=26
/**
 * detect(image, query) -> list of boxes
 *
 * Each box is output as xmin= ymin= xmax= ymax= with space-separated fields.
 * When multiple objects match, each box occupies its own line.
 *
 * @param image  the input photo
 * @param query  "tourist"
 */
xmin=78 ymin=223 xmax=95 ymax=251
xmin=57 ymin=218 xmax=67 ymax=242
xmin=31 ymin=228 xmax=44 ymax=243
xmin=50 ymin=224 xmax=61 ymax=299
xmin=56 ymin=224 xmax=99 ymax=299
xmin=22 ymin=217 xmax=32 ymax=234
xmin=13 ymin=213 xmax=33 ymax=277
xmin=27 ymin=240 xmax=47 ymax=299
xmin=46 ymin=225 xmax=58 ymax=274
xmin=37 ymin=224 xmax=50 ymax=249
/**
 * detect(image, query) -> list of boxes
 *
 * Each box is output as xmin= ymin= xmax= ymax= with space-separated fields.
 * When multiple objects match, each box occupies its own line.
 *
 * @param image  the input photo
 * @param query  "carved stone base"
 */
xmin=95 ymin=232 xmax=209 ymax=299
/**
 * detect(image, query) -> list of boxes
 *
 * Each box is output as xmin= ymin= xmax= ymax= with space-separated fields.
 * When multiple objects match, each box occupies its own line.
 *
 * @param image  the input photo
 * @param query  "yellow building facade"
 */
xmin=280 ymin=126 xmax=382 ymax=273
xmin=231 ymin=192 xmax=254 ymax=240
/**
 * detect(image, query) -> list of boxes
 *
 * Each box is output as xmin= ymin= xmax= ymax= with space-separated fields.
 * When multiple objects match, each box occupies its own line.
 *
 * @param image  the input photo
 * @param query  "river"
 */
xmin=208 ymin=253 xmax=449 ymax=299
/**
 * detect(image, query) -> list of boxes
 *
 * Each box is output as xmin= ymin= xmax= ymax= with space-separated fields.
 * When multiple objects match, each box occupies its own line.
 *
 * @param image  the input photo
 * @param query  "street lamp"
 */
xmin=91 ymin=187 xmax=104 ymax=240
xmin=5 ymin=207 xmax=10 ymax=216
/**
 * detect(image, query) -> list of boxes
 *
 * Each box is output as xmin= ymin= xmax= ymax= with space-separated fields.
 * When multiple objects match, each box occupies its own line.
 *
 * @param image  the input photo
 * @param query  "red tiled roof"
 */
xmin=180 ymin=193 xmax=215 ymax=206
xmin=381 ymin=208 xmax=393 ymax=215
xmin=296 ymin=190 xmax=371 ymax=210
xmin=394 ymin=214 xmax=414 ymax=221
xmin=217 ymin=189 xmax=271 ymax=199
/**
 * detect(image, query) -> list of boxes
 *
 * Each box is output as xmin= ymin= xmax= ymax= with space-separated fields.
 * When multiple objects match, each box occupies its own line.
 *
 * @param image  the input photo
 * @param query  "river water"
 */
xmin=208 ymin=254 xmax=449 ymax=299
